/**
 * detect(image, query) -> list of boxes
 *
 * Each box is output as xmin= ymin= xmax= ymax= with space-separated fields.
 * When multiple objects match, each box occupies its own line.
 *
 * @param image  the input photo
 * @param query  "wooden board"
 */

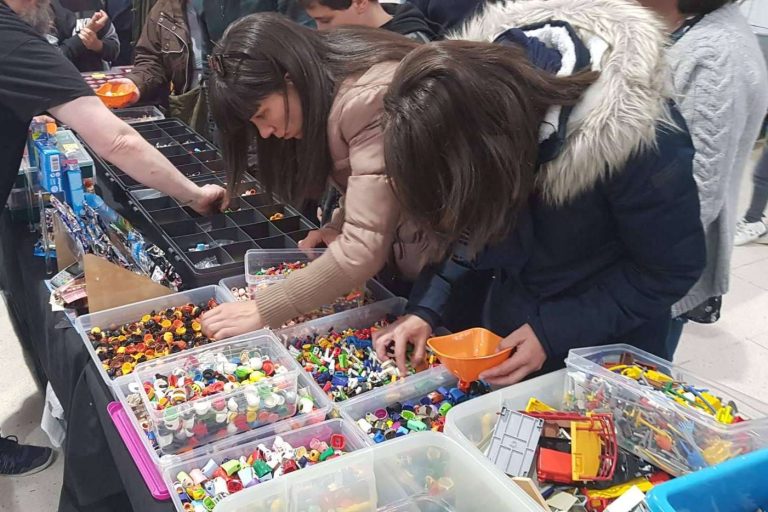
xmin=511 ymin=477 xmax=549 ymax=510
xmin=52 ymin=215 xmax=78 ymax=271
xmin=83 ymin=254 xmax=172 ymax=312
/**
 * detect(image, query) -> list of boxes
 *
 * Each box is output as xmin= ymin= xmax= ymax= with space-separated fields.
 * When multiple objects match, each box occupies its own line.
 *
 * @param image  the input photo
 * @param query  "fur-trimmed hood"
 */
xmin=451 ymin=0 xmax=671 ymax=205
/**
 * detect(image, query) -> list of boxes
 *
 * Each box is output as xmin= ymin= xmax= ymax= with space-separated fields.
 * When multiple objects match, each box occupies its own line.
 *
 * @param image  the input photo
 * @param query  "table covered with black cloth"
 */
xmin=0 ymin=211 xmax=172 ymax=512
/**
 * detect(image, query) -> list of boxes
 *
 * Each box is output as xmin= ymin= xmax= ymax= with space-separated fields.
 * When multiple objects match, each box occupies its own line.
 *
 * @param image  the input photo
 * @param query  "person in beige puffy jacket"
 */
xmin=201 ymin=13 xmax=440 ymax=338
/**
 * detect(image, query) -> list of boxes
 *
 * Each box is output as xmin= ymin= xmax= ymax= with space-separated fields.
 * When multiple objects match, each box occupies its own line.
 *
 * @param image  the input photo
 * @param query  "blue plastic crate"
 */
xmin=646 ymin=449 xmax=768 ymax=512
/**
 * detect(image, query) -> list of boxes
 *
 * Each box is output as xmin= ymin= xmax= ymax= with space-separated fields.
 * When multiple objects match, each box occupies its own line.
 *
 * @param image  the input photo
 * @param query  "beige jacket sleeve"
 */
xmin=254 ymin=82 xmax=399 ymax=328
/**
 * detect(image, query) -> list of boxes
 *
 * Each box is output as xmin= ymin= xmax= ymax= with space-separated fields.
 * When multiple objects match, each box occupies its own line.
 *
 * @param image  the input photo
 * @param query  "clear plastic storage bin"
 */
xmin=133 ymin=332 xmax=301 ymax=455
xmin=220 ymin=273 xmax=395 ymax=328
xmin=276 ymin=298 xmax=419 ymax=404
xmin=214 ymin=431 xmax=543 ymax=512
xmin=274 ymin=298 xmax=406 ymax=344
xmin=565 ymin=344 xmax=768 ymax=476
xmin=162 ymin=419 xmax=370 ymax=512
xmin=75 ymin=285 xmax=233 ymax=396
xmin=115 ymin=362 xmax=334 ymax=466
xmin=340 ymin=366 xmax=459 ymax=444
xmin=112 ymin=105 xmax=165 ymax=124
xmin=443 ymin=369 xmax=567 ymax=456
xmin=244 ymin=249 xmax=324 ymax=292
xmin=220 ymin=274 xmax=394 ymax=305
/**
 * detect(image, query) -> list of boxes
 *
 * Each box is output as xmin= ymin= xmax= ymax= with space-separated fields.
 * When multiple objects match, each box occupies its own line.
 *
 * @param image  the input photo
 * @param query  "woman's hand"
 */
xmin=201 ymin=301 xmax=264 ymax=339
xmin=297 ymin=228 xmax=339 ymax=250
xmin=373 ymin=314 xmax=432 ymax=375
xmin=478 ymin=324 xmax=547 ymax=386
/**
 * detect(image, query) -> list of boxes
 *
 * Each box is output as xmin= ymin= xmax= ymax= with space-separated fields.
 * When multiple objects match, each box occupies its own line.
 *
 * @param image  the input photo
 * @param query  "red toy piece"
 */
xmin=330 ymin=434 xmax=346 ymax=451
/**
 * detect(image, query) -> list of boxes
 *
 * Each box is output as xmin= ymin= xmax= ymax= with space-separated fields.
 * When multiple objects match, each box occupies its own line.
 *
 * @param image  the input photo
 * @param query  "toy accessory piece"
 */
xmin=485 ymin=407 xmax=543 ymax=477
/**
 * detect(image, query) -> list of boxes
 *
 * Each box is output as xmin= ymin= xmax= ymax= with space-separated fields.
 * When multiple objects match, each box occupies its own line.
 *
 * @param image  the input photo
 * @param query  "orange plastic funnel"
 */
xmin=96 ymin=82 xmax=138 ymax=108
xmin=427 ymin=327 xmax=512 ymax=382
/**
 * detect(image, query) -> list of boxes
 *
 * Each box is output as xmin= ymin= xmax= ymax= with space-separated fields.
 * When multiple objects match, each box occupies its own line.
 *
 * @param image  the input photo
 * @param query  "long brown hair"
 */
xmin=383 ymin=41 xmax=597 ymax=256
xmin=208 ymin=13 xmax=420 ymax=205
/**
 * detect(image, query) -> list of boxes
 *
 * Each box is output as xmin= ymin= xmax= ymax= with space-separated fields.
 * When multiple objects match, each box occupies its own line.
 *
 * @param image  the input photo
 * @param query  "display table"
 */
xmin=0 ymin=213 xmax=172 ymax=512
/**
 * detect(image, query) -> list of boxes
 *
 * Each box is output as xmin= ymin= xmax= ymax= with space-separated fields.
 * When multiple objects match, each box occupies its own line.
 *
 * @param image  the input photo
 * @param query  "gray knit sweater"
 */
xmin=671 ymin=3 xmax=768 ymax=317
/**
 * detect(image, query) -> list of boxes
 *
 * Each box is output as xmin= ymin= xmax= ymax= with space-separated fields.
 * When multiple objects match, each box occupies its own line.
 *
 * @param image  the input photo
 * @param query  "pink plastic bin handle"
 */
xmin=107 ymin=401 xmax=170 ymax=500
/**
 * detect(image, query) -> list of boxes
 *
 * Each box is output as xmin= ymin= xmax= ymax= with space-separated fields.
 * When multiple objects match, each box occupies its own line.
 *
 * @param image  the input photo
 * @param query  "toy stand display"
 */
xmin=6 ymin=115 xmax=768 ymax=512
xmin=53 ymin=218 xmax=172 ymax=312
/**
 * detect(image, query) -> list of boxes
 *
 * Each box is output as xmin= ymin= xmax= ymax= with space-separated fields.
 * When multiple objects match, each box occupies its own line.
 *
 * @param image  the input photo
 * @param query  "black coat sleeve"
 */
xmin=96 ymin=22 xmax=120 ymax=63
xmin=528 ymin=109 xmax=706 ymax=358
xmin=51 ymin=0 xmax=87 ymax=63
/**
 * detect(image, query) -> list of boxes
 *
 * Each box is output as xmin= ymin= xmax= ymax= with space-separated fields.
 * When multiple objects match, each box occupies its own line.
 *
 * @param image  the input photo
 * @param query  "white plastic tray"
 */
xmin=214 ymin=431 xmax=544 ymax=512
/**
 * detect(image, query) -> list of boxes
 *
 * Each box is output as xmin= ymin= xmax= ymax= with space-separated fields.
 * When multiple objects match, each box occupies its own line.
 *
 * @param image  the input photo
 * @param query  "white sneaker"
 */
xmin=734 ymin=219 xmax=767 ymax=246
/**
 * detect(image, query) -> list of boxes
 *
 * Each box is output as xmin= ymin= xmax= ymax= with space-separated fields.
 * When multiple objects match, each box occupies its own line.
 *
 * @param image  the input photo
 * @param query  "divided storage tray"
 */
xmin=132 ymin=332 xmax=301 ymax=455
xmin=566 ymin=344 xmax=768 ymax=476
xmin=99 ymin=118 xmax=257 ymax=192
xmin=214 ymin=431 xmax=542 ymax=512
xmin=127 ymin=193 xmax=317 ymax=288
xmin=162 ymin=419 xmax=370 ymax=512
xmin=76 ymin=285 xmax=233 ymax=396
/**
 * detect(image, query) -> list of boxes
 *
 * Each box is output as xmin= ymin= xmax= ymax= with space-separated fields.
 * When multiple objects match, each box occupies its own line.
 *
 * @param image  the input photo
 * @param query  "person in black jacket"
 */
xmin=301 ymin=0 xmax=442 ymax=41
xmin=373 ymin=0 xmax=706 ymax=385
xmin=47 ymin=0 xmax=119 ymax=71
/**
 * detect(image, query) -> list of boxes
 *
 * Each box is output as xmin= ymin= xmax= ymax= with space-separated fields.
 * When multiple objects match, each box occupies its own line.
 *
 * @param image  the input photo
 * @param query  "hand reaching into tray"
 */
xmin=201 ymin=301 xmax=264 ymax=340
xmin=183 ymin=184 xmax=228 ymax=216
xmin=373 ymin=314 xmax=432 ymax=376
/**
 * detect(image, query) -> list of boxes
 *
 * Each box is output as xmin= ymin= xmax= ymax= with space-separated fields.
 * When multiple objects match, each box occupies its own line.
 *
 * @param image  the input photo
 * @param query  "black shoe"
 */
xmin=0 ymin=435 xmax=55 ymax=476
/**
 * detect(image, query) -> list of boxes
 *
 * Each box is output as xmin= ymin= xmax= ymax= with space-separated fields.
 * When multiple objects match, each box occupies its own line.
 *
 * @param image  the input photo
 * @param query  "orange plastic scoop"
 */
xmin=427 ymin=327 xmax=512 ymax=382
xmin=96 ymin=82 xmax=138 ymax=108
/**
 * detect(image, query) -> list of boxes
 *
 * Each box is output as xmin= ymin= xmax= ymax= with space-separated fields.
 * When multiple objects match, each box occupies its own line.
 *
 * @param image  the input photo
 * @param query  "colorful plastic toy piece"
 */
xmin=528 ymin=411 xmax=618 ymax=483
xmin=486 ymin=408 xmax=543 ymax=478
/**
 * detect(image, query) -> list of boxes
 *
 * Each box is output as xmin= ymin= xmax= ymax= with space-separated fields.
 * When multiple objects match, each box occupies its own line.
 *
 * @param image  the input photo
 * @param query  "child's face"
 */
xmin=249 ymin=83 xmax=303 ymax=140
xmin=305 ymin=2 xmax=364 ymax=30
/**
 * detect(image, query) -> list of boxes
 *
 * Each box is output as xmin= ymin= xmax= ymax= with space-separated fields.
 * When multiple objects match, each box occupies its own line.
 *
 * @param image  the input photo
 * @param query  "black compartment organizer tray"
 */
xmin=129 ymin=188 xmax=315 ymax=287
xmin=98 ymin=119 xmax=257 ymax=192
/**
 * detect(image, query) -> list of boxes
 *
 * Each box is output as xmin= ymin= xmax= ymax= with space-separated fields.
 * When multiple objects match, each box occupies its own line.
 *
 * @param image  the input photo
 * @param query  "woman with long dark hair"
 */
xmin=200 ymin=13 xmax=597 ymax=337
xmin=373 ymin=0 xmax=707 ymax=384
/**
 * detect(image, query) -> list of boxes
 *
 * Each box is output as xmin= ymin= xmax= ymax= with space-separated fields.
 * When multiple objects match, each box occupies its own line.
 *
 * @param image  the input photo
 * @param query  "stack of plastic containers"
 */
xmin=213 ymin=431 xmax=543 ymax=512
xmin=112 ymin=331 xmax=335 ymax=462
xmin=75 ymin=285 xmax=233 ymax=399
xmin=222 ymin=249 xmax=391 ymax=301
xmin=565 ymin=344 xmax=768 ymax=476
xmin=132 ymin=333 xmax=302 ymax=455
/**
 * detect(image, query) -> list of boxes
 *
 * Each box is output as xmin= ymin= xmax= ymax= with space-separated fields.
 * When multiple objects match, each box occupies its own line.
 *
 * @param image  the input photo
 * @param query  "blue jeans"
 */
xmin=666 ymin=316 xmax=688 ymax=358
